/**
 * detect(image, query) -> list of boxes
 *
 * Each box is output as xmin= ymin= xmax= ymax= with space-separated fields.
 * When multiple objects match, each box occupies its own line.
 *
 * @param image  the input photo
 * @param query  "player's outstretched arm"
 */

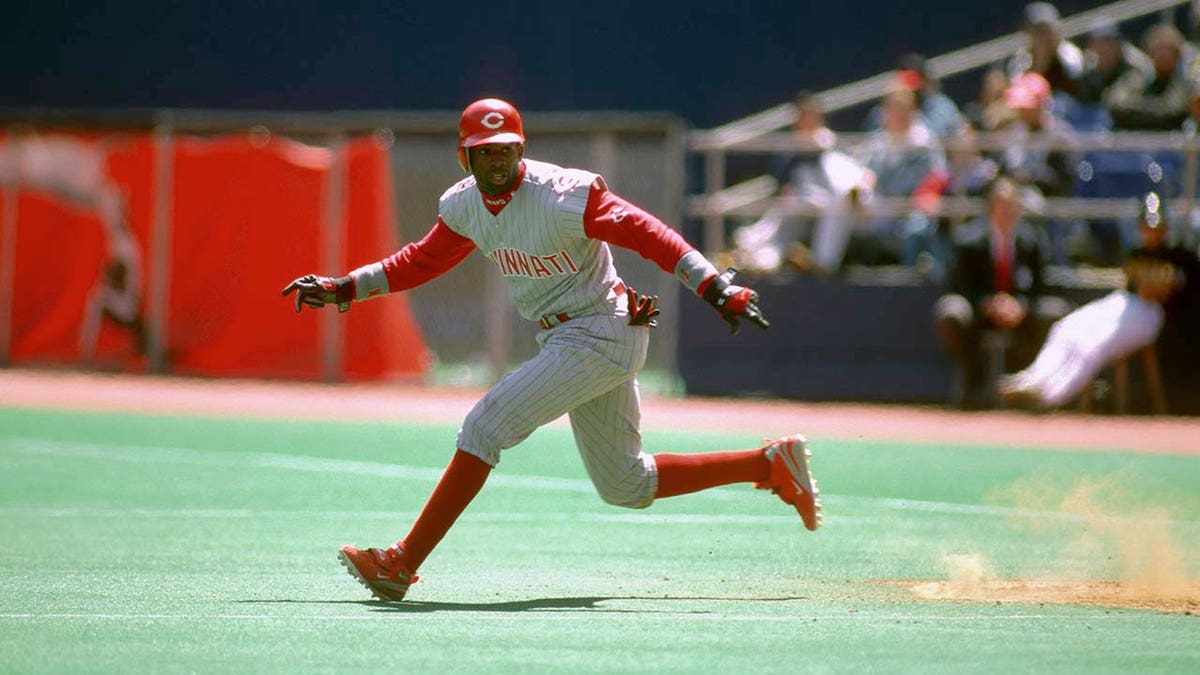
xmin=281 ymin=274 xmax=353 ymax=313
xmin=282 ymin=218 xmax=477 ymax=315
xmin=581 ymin=185 xmax=769 ymax=335
xmin=700 ymin=267 xmax=770 ymax=335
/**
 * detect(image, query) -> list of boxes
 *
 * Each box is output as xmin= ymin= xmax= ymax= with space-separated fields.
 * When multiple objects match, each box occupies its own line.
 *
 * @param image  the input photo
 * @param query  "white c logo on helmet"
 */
xmin=481 ymin=112 xmax=504 ymax=129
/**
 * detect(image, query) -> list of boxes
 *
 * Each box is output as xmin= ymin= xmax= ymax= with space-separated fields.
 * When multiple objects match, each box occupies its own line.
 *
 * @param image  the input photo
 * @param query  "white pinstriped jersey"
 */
xmin=347 ymin=158 xmax=721 ymax=321
xmin=438 ymin=159 xmax=622 ymax=322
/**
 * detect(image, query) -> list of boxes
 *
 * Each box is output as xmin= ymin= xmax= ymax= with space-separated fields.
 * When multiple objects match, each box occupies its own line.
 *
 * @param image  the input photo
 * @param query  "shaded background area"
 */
xmin=4 ymin=1 xmax=1130 ymax=128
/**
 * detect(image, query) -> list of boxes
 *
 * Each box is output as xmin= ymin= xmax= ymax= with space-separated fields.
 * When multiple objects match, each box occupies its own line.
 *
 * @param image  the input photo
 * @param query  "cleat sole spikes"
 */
xmin=338 ymin=549 xmax=387 ymax=601
xmin=760 ymin=434 xmax=822 ymax=531
xmin=338 ymin=547 xmax=410 ymax=602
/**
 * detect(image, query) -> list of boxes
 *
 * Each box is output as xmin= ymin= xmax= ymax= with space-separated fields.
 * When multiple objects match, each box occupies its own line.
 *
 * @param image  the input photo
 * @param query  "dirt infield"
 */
xmin=901 ymin=579 xmax=1199 ymax=614
xmin=1 ymin=367 xmax=1196 ymax=455
xmin=897 ymin=541 xmax=1200 ymax=614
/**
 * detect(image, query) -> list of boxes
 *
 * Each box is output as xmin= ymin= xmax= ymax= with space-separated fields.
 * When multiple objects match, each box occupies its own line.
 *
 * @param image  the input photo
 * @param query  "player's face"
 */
xmin=468 ymin=143 xmax=524 ymax=195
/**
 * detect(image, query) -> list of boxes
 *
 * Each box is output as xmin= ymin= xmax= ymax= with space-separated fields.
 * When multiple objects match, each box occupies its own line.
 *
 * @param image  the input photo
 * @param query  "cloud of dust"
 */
xmin=988 ymin=469 xmax=1200 ymax=603
xmin=942 ymin=553 xmax=993 ymax=596
xmin=909 ymin=553 xmax=997 ymax=601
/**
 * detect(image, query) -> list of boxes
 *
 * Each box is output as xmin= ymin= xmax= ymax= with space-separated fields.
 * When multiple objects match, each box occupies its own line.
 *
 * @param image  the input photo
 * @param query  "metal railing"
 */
xmin=686 ymin=130 xmax=1200 ymax=251
xmin=687 ymin=0 xmax=1194 ymax=254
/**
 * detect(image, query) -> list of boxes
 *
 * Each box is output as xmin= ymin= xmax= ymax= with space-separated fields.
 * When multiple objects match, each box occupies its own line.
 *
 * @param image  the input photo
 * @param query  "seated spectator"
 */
xmin=1006 ymin=2 xmax=1084 ymax=99
xmin=912 ymin=123 xmax=1002 ymax=281
xmin=963 ymin=67 xmax=1009 ymax=132
xmin=991 ymin=72 xmax=1080 ymax=264
xmin=737 ymin=87 xmax=946 ymax=275
xmin=1076 ymin=19 xmax=1152 ymax=106
xmin=769 ymin=91 xmax=838 ymax=198
xmin=991 ymin=72 xmax=1078 ymax=199
xmin=1105 ymin=23 xmax=1194 ymax=131
xmin=728 ymin=91 xmax=850 ymax=274
xmin=999 ymin=192 xmax=1200 ymax=409
xmin=945 ymin=123 xmax=1001 ymax=199
xmin=934 ymin=176 xmax=1071 ymax=409
xmin=853 ymin=87 xmax=948 ymax=266
xmin=865 ymin=53 xmax=965 ymax=140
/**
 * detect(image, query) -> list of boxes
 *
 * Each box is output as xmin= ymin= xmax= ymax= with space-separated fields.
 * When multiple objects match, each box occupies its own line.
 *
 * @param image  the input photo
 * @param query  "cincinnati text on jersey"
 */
xmin=487 ymin=247 xmax=579 ymax=279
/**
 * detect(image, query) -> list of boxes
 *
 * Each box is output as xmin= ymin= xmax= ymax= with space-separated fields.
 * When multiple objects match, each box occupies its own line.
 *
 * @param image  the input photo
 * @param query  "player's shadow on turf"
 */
xmin=368 ymin=595 xmax=809 ymax=614
xmin=375 ymin=596 xmax=615 ymax=613
xmin=237 ymin=595 xmax=806 ymax=614
xmin=232 ymin=597 xmax=615 ymax=612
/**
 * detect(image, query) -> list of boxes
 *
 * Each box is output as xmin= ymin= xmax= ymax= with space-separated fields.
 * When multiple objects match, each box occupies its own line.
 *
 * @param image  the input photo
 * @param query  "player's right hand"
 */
xmin=625 ymin=287 xmax=660 ymax=328
xmin=281 ymin=274 xmax=353 ymax=313
xmin=701 ymin=268 xmax=770 ymax=335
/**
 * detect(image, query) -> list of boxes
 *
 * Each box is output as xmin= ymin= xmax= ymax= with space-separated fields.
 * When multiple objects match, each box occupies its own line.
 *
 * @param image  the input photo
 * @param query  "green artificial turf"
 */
xmin=2 ymin=407 xmax=1198 ymax=674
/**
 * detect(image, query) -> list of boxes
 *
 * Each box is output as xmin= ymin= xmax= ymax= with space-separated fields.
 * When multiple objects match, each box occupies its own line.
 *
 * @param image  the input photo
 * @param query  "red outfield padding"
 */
xmin=1 ymin=131 xmax=431 ymax=381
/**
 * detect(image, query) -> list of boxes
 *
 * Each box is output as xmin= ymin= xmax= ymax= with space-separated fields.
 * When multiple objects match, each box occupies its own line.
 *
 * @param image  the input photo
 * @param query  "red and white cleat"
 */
xmin=338 ymin=544 xmax=418 ymax=602
xmin=756 ymin=434 xmax=822 ymax=531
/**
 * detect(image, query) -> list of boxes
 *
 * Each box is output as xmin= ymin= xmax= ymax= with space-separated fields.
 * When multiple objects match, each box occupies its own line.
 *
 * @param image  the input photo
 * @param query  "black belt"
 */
xmin=538 ymin=282 xmax=625 ymax=329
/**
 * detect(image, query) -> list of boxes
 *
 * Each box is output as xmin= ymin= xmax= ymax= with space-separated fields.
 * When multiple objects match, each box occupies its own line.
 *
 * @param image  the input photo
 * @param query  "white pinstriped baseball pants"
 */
xmin=457 ymin=314 xmax=657 ymax=508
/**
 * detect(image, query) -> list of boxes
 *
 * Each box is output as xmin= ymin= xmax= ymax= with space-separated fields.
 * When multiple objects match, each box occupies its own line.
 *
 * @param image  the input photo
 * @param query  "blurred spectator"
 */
xmin=945 ymin=124 xmax=1001 ymax=199
xmin=865 ymin=53 xmax=965 ymax=139
xmin=737 ymin=88 xmax=946 ymax=274
xmin=1077 ymin=20 xmax=1153 ymax=105
xmin=852 ymin=87 xmax=948 ymax=267
xmin=769 ymin=91 xmax=838 ymax=200
xmin=1006 ymin=2 xmax=1084 ymax=98
xmin=729 ymin=92 xmax=843 ymax=273
xmin=999 ymin=192 xmax=1200 ymax=409
xmin=991 ymin=72 xmax=1080 ymax=265
xmin=992 ymin=72 xmax=1078 ymax=199
xmin=910 ymin=123 xmax=1002 ymax=282
xmin=934 ymin=176 xmax=1070 ymax=409
xmin=962 ymin=67 xmax=1009 ymax=132
xmin=865 ymin=92 xmax=944 ymax=216
xmin=1105 ymin=23 xmax=1194 ymax=131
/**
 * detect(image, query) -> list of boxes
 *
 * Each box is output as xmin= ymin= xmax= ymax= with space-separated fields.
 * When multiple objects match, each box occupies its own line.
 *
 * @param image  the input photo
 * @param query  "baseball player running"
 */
xmin=283 ymin=98 xmax=821 ymax=602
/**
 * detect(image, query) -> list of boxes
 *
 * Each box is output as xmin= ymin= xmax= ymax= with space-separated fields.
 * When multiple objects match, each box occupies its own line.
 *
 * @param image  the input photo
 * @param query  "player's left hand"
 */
xmin=281 ymin=274 xmax=353 ymax=313
xmin=702 ymin=267 xmax=770 ymax=335
xmin=625 ymin=287 xmax=660 ymax=328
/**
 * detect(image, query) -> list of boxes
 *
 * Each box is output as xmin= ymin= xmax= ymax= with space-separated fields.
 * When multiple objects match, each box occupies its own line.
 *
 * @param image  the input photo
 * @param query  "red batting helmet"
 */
xmin=457 ymin=98 xmax=525 ymax=171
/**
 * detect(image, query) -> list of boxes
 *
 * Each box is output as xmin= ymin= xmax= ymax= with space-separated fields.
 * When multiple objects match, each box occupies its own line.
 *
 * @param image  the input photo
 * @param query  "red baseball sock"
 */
xmin=396 ymin=449 xmax=491 ymax=571
xmin=653 ymin=449 xmax=770 ymax=499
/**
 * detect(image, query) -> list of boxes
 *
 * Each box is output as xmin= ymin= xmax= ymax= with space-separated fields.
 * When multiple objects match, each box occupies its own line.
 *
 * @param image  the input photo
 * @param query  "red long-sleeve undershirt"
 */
xmin=373 ymin=182 xmax=697 ymax=293
xmin=582 ymin=185 xmax=695 ymax=272
xmin=376 ymin=217 xmax=476 ymax=293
